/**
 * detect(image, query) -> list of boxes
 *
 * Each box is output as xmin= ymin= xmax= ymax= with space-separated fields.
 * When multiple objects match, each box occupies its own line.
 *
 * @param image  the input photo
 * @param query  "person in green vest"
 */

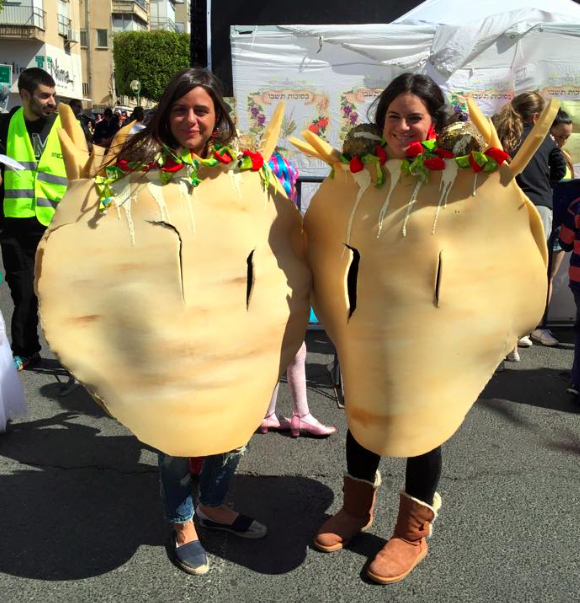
xmin=0 ymin=68 xmax=67 ymax=371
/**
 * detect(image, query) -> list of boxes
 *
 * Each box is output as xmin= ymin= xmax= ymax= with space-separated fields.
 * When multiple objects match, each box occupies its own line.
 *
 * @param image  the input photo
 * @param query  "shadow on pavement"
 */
xmin=39 ymin=381 xmax=111 ymax=420
xmin=479 ymin=397 xmax=580 ymax=457
xmin=199 ymin=474 xmax=335 ymax=575
xmin=0 ymin=412 xmax=163 ymax=580
xmin=482 ymin=367 xmax=580 ymax=414
xmin=28 ymin=358 xmax=68 ymax=376
xmin=0 ymin=410 xmax=340 ymax=579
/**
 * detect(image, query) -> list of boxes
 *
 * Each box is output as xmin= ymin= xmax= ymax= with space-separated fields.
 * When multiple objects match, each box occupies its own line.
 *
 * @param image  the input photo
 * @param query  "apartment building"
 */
xmin=80 ymin=0 xmax=190 ymax=112
xmin=150 ymin=0 xmax=190 ymax=34
xmin=0 ymin=0 xmax=84 ymax=110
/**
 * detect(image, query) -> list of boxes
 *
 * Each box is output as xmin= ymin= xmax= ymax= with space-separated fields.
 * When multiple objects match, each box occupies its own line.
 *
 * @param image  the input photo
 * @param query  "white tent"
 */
xmin=395 ymin=0 xmax=580 ymax=25
xmin=393 ymin=0 xmax=580 ymax=78
xmin=232 ymin=0 xmax=580 ymax=163
xmin=231 ymin=0 xmax=580 ymax=322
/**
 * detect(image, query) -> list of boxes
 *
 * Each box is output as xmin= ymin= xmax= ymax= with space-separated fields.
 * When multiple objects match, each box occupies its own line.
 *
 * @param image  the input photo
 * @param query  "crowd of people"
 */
xmin=69 ymin=101 xmax=147 ymax=149
xmin=0 ymin=65 xmax=577 ymax=585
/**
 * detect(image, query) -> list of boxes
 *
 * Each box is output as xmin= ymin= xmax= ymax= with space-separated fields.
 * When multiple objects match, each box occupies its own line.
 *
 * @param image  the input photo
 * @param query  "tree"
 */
xmin=113 ymin=31 xmax=190 ymax=102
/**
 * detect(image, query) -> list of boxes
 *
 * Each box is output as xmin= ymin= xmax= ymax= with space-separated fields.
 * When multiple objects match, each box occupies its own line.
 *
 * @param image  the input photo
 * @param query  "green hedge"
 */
xmin=113 ymin=31 xmax=190 ymax=102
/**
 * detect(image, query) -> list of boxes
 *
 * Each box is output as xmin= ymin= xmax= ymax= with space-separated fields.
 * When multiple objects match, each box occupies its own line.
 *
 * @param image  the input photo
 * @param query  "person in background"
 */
xmin=547 ymin=110 xmax=575 ymax=315
xmin=493 ymin=92 xmax=567 ymax=355
xmin=93 ymin=107 xmax=120 ymax=149
xmin=69 ymin=99 xmax=91 ymax=143
xmin=128 ymin=106 xmax=146 ymax=134
xmin=259 ymin=151 xmax=336 ymax=438
xmin=556 ymin=195 xmax=580 ymax=398
xmin=0 ymin=271 xmax=26 ymax=432
xmin=83 ymin=110 xmax=96 ymax=138
xmin=551 ymin=109 xmax=574 ymax=178
xmin=0 ymin=68 xmax=68 ymax=371
xmin=260 ymin=341 xmax=336 ymax=437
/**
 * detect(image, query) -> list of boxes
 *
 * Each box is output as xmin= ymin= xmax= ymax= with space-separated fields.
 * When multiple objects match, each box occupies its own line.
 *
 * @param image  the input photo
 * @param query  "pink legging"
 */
xmin=266 ymin=341 xmax=309 ymax=416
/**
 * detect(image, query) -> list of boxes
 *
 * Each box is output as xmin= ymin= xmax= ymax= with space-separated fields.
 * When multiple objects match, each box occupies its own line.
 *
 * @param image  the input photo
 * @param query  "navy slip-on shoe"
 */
xmin=197 ymin=511 xmax=268 ymax=539
xmin=171 ymin=532 xmax=210 ymax=575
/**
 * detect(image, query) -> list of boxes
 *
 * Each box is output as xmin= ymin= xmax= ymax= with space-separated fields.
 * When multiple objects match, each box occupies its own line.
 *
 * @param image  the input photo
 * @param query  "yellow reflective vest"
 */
xmin=4 ymin=108 xmax=67 ymax=226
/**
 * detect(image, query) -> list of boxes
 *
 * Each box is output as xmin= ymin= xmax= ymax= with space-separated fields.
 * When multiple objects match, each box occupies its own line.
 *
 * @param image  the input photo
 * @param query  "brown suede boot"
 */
xmin=313 ymin=472 xmax=381 ymax=552
xmin=367 ymin=490 xmax=441 ymax=584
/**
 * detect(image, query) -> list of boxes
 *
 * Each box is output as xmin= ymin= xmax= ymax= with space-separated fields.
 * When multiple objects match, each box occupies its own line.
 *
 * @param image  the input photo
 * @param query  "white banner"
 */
xmin=232 ymin=23 xmax=580 ymax=177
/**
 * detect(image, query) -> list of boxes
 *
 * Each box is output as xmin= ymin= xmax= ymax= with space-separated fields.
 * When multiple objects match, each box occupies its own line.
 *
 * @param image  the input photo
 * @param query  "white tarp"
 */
xmin=231 ymin=6 xmax=580 ymax=323
xmin=232 ymin=21 xmax=580 ymax=174
xmin=396 ymin=1 xmax=580 ymax=77
xmin=395 ymin=0 xmax=580 ymax=25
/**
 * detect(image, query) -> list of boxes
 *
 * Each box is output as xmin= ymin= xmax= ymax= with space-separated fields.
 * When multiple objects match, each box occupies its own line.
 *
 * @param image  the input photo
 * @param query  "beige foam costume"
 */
xmin=290 ymin=98 xmax=558 ymax=458
xmin=36 ymin=103 xmax=311 ymax=457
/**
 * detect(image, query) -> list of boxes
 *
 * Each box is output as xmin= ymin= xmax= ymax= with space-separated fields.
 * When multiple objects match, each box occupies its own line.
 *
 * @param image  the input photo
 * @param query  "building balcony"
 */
xmin=150 ymin=17 xmax=177 ymax=32
xmin=0 ymin=5 xmax=46 ymax=41
xmin=111 ymin=0 xmax=149 ymax=23
xmin=58 ymin=14 xmax=71 ymax=37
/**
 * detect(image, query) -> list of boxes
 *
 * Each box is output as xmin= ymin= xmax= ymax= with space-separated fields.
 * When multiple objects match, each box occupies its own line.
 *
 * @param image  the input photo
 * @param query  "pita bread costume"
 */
xmin=35 ymin=94 xmax=553 ymax=581
xmin=290 ymin=97 xmax=555 ymax=583
xmin=35 ymin=102 xmax=311 ymax=457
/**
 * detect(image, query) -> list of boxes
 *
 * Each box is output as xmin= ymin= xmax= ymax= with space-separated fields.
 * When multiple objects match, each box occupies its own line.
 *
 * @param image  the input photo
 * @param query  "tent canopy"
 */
xmin=395 ymin=0 xmax=580 ymax=25
xmin=393 ymin=0 xmax=580 ymax=75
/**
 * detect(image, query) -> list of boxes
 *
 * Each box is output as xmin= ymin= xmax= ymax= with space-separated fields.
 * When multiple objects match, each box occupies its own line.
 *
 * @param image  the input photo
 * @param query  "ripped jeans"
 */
xmin=158 ymin=448 xmax=244 ymax=523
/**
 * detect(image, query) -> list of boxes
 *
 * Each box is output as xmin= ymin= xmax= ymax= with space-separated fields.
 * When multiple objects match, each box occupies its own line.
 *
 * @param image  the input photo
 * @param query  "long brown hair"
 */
xmin=371 ymin=73 xmax=448 ymax=134
xmin=492 ymin=92 xmax=545 ymax=155
xmin=114 ymin=68 xmax=236 ymax=165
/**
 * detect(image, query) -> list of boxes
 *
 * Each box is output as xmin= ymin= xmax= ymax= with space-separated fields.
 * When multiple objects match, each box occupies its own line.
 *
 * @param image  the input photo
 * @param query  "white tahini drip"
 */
xmin=402 ymin=177 xmax=425 ymax=237
xmin=228 ymin=167 xmax=244 ymax=200
xmin=111 ymin=174 xmax=132 ymax=206
xmin=377 ymin=161 xmax=402 ymax=238
xmin=111 ymin=176 xmax=136 ymax=244
xmin=146 ymin=172 xmax=171 ymax=222
xmin=441 ymin=160 xmax=458 ymax=209
xmin=432 ymin=161 xmax=459 ymax=235
xmin=345 ymin=167 xmax=372 ymax=248
xmin=123 ymin=202 xmax=136 ymax=246
xmin=472 ymin=171 xmax=479 ymax=197
xmin=179 ymin=179 xmax=195 ymax=233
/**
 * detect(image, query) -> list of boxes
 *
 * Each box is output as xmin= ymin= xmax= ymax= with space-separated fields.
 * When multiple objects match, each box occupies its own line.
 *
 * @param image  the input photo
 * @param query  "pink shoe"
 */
xmin=288 ymin=413 xmax=336 ymax=438
xmin=259 ymin=413 xmax=290 ymax=434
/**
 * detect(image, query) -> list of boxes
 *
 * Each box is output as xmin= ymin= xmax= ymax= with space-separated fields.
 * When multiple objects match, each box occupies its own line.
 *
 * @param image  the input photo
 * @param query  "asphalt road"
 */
xmin=0 ymin=281 xmax=579 ymax=603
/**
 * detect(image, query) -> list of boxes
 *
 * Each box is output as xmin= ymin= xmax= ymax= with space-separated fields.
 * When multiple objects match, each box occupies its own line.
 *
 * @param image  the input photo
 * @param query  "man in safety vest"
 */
xmin=0 ymin=68 xmax=67 ymax=371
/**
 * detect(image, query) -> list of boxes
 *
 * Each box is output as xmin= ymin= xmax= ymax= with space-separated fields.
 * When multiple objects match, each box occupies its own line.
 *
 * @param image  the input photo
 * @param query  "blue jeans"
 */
xmin=571 ymin=288 xmax=580 ymax=386
xmin=158 ymin=448 xmax=244 ymax=523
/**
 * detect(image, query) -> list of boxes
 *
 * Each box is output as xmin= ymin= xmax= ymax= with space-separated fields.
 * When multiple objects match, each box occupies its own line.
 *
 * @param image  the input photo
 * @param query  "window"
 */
xmin=82 ymin=82 xmax=89 ymax=97
xmin=96 ymin=29 xmax=108 ymax=48
xmin=80 ymin=29 xmax=88 ymax=47
xmin=112 ymin=14 xmax=147 ymax=32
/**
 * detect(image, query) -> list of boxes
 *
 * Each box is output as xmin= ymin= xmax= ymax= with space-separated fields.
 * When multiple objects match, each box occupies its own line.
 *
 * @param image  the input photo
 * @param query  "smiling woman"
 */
xmin=371 ymin=73 xmax=447 ymax=159
xmin=113 ymin=68 xmax=236 ymax=166
xmin=99 ymin=68 xmax=266 ymax=576
xmin=312 ymin=73 xmax=450 ymax=586
xmin=169 ymin=87 xmax=217 ymax=155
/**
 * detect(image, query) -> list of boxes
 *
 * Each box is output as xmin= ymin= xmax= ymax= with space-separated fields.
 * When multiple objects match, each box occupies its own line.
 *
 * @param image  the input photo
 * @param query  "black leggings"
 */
xmin=346 ymin=430 xmax=442 ymax=505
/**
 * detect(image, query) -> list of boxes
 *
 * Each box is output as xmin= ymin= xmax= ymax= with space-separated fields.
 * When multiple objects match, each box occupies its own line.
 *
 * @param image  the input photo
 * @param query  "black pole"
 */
xmin=190 ymin=0 xmax=208 ymax=68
